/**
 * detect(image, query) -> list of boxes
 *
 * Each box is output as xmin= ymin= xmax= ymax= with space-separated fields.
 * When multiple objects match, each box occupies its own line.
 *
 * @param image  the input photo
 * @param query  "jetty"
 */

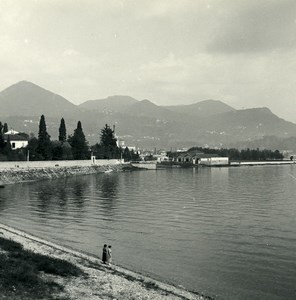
xmin=230 ymin=160 xmax=296 ymax=166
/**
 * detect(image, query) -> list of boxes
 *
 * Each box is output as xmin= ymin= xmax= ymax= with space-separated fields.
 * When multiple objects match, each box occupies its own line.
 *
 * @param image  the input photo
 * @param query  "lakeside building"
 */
xmin=198 ymin=156 xmax=229 ymax=166
xmin=173 ymin=151 xmax=229 ymax=166
xmin=3 ymin=130 xmax=29 ymax=150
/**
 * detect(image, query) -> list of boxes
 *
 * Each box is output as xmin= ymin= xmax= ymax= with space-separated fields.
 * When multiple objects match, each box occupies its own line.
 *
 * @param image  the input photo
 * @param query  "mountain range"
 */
xmin=1 ymin=80 xmax=296 ymax=151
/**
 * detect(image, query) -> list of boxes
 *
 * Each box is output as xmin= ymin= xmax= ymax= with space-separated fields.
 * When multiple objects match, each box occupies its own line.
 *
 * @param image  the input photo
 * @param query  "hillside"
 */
xmin=122 ymin=99 xmax=196 ymax=123
xmin=193 ymin=107 xmax=296 ymax=148
xmin=0 ymin=81 xmax=79 ymax=118
xmin=79 ymin=95 xmax=138 ymax=113
xmin=203 ymin=107 xmax=296 ymax=136
xmin=1 ymin=81 xmax=296 ymax=150
xmin=164 ymin=99 xmax=235 ymax=117
xmin=230 ymin=136 xmax=296 ymax=152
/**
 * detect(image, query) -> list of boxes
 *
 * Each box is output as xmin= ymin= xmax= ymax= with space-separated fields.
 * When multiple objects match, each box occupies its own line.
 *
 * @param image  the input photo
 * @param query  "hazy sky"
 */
xmin=1 ymin=0 xmax=296 ymax=122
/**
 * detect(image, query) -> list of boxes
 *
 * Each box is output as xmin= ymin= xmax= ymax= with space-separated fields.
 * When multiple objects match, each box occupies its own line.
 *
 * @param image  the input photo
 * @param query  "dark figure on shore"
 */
xmin=102 ymin=244 xmax=108 ymax=264
xmin=107 ymin=245 xmax=112 ymax=265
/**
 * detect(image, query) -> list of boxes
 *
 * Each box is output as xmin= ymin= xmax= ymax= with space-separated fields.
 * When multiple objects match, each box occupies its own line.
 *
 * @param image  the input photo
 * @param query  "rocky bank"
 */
xmin=0 ymin=164 xmax=124 ymax=185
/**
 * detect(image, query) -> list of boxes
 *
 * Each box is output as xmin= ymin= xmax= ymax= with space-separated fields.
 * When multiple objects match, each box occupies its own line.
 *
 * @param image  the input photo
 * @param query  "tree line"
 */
xmin=186 ymin=146 xmax=284 ymax=161
xmin=0 ymin=115 xmax=140 ymax=161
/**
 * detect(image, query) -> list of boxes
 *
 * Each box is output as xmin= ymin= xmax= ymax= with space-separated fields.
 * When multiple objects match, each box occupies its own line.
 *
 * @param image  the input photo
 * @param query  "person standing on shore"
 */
xmin=102 ymin=244 xmax=107 ymax=264
xmin=107 ymin=245 xmax=112 ymax=265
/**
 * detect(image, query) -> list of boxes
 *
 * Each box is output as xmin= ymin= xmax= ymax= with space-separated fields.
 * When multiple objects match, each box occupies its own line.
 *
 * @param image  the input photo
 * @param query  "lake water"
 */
xmin=0 ymin=166 xmax=295 ymax=299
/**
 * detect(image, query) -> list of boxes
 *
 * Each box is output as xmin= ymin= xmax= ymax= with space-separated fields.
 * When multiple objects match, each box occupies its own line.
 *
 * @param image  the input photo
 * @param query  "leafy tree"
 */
xmin=122 ymin=147 xmax=131 ymax=161
xmin=51 ymin=141 xmax=73 ymax=160
xmin=51 ymin=141 xmax=63 ymax=160
xmin=91 ymin=143 xmax=104 ymax=159
xmin=121 ymin=147 xmax=140 ymax=162
xmin=131 ymin=149 xmax=140 ymax=161
xmin=61 ymin=142 xmax=73 ymax=160
xmin=68 ymin=121 xmax=89 ymax=159
xmin=27 ymin=137 xmax=39 ymax=161
xmin=36 ymin=115 xmax=52 ymax=160
xmin=58 ymin=118 xmax=67 ymax=142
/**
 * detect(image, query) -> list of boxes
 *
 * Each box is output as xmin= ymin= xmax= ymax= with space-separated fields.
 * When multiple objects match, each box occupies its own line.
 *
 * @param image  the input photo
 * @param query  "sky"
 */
xmin=1 ymin=0 xmax=296 ymax=122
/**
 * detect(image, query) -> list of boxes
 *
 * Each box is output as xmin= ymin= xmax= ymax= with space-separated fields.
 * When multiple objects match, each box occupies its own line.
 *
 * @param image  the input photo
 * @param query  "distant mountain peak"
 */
xmin=199 ymin=99 xmax=225 ymax=104
xmin=0 ymin=80 xmax=77 ymax=118
xmin=104 ymin=95 xmax=138 ymax=101
xmin=138 ymin=99 xmax=156 ymax=106
xmin=10 ymin=80 xmax=40 ymax=88
xmin=3 ymin=80 xmax=53 ymax=95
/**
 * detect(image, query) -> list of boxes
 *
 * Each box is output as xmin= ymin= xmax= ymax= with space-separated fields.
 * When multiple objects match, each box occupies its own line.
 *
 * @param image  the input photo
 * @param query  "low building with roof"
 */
xmin=174 ymin=151 xmax=229 ymax=166
xmin=3 ymin=132 xmax=29 ymax=150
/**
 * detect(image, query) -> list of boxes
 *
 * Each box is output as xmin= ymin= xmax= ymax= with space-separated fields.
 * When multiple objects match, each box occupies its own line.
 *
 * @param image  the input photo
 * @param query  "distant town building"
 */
xmin=118 ymin=140 xmax=125 ymax=148
xmin=155 ymin=154 xmax=170 ymax=163
xmin=175 ymin=153 xmax=193 ymax=163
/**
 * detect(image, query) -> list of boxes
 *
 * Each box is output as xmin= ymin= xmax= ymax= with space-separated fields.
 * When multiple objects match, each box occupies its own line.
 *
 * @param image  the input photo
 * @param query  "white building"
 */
xmin=198 ymin=157 xmax=229 ymax=166
xmin=4 ymin=132 xmax=29 ymax=150
xmin=156 ymin=154 xmax=170 ymax=163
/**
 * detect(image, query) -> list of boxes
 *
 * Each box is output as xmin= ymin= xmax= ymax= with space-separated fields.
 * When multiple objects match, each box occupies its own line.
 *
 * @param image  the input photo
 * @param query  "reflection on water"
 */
xmin=100 ymin=174 xmax=119 ymax=199
xmin=99 ymin=174 xmax=119 ymax=217
xmin=0 ymin=193 xmax=7 ymax=211
xmin=0 ymin=166 xmax=296 ymax=300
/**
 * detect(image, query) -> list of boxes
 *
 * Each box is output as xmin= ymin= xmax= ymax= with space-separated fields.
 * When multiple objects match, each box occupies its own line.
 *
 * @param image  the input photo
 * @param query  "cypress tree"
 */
xmin=122 ymin=146 xmax=131 ymax=161
xmin=58 ymin=118 xmax=67 ymax=142
xmin=3 ymin=123 xmax=8 ymax=133
xmin=69 ymin=121 xmax=89 ymax=160
xmin=36 ymin=115 xmax=52 ymax=160
xmin=3 ymin=135 xmax=12 ymax=154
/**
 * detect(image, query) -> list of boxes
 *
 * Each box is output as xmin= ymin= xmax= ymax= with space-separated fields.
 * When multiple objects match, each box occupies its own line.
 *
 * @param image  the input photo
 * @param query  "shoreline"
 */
xmin=0 ymin=222 xmax=207 ymax=300
xmin=0 ymin=163 xmax=125 ymax=185
xmin=0 ymin=161 xmax=209 ymax=299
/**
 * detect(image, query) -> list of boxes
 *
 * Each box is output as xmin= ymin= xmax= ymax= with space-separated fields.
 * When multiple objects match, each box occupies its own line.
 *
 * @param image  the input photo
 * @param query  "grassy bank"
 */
xmin=0 ymin=236 xmax=84 ymax=299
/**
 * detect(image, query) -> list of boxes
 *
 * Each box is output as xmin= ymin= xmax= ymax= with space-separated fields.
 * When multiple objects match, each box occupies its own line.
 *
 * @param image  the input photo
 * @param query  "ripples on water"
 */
xmin=0 ymin=166 xmax=296 ymax=299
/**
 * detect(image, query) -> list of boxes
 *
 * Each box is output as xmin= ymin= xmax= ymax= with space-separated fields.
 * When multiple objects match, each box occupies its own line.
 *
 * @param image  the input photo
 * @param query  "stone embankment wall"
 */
xmin=0 ymin=159 xmax=121 ymax=169
xmin=0 ymin=159 xmax=125 ymax=184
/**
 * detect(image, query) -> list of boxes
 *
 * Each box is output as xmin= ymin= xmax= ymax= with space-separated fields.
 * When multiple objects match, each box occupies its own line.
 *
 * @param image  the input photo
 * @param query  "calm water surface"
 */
xmin=0 ymin=166 xmax=296 ymax=299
